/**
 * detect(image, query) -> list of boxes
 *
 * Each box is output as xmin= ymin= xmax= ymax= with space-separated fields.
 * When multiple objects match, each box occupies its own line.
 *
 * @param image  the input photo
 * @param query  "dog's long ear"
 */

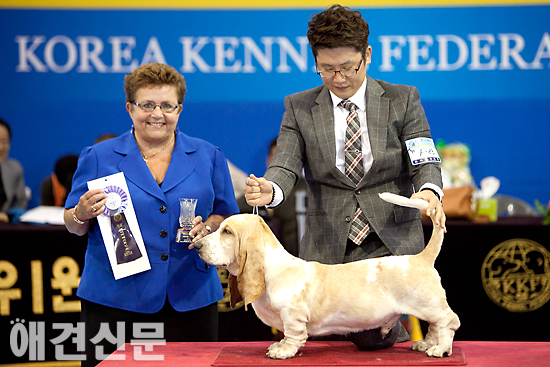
xmin=228 ymin=273 xmax=243 ymax=309
xmin=237 ymin=216 xmax=266 ymax=311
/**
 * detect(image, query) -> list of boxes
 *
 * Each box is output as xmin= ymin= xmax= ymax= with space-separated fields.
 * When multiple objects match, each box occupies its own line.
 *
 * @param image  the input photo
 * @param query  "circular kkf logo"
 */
xmin=482 ymin=239 xmax=550 ymax=312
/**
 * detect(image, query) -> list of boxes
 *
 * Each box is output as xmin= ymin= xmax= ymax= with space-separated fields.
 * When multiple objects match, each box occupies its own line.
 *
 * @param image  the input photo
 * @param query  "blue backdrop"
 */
xmin=0 ymin=6 xmax=549 ymax=209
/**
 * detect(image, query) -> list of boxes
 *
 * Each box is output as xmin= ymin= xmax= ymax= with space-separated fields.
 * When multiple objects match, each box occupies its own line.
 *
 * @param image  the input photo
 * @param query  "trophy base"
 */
xmin=176 ymin=227 xmax=193 ymax=243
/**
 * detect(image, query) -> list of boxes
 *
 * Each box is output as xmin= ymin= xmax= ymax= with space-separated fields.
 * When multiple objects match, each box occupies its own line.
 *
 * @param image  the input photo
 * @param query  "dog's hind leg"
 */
xmin=411 ymin=323 xmax=438 ymax=352
xmin=412 ymin=309 xmax=460 ymax=357
xmin=426 ymin=310 xmax=460 ymax=357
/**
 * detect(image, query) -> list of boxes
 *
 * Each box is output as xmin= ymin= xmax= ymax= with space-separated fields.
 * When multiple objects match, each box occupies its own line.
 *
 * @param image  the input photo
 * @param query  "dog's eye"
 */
xmin=223 ymin=229 xmax=232 ymax=235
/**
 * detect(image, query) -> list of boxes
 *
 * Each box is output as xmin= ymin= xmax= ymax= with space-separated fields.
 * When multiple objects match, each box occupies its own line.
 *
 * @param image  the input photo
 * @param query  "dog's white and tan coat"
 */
xmin=194 ymin=193 xmax=460 ymax=359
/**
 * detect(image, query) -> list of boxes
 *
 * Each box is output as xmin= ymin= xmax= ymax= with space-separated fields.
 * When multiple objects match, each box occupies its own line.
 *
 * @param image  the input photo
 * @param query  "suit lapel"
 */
xmin=116 ymin=132 xmax=165 ymax=202
xmin=115 ymin=131 xmax=196 ymax=203
xmin=312 ymin=87 xmax=355 ymax=188
xmin=161 ymin=132 xmax=196 ymax=193
xmin=359 ymin=76 xmax=389 ymax=188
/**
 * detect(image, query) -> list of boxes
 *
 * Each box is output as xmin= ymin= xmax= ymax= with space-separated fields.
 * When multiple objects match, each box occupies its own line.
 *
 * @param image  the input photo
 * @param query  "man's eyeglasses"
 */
xmin=317 ymin=59 xmax=363 ymax=79
xmin=132 ymin=102 xmax=180 ymax=113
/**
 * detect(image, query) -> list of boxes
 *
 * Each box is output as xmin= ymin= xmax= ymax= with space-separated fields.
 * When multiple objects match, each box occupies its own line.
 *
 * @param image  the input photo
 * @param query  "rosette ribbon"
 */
xmin=104 ymin=185 xmax=142 ymax=264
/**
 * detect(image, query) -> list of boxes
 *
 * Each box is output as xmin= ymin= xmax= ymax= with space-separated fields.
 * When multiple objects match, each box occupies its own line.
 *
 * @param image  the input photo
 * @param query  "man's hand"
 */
xmin=244 ymin=174 xmax=274 ymax=207
xmin=412 ymin=190 xmax=446 ymax=232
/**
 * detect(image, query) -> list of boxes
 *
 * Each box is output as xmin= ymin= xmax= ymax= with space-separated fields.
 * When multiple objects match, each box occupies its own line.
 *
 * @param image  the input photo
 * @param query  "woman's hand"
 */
xmin=64 ymin=188 xmax=108 ymax=236
xmin=187 ymin=214 xmax=228 ymax=249
xmin=76 ymin=188 xmax=109 ymax=222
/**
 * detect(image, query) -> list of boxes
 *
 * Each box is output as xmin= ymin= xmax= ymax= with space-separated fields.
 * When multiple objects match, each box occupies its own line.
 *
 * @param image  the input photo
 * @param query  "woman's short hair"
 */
xmin=124 ymin=62 xmax=187 ymax=104
xmin=307 ymin=4 xmax=370 ymax=59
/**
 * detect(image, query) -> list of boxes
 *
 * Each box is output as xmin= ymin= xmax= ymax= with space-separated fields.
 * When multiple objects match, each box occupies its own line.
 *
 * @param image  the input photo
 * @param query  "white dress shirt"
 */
xmin=329 ymin=77 xmax=373 ymax=176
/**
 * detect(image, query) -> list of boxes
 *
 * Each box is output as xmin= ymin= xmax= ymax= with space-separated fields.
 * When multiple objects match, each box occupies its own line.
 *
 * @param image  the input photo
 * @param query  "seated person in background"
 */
xmin=40 ymin=135 xmax=117 ymax=207
xmin=94 ymin=132 xmax=117 ymax=144
xmin=40 ymin=154 xmax=79 ymax=207
xmin=0 ymin=117 xmax=28 ymax=222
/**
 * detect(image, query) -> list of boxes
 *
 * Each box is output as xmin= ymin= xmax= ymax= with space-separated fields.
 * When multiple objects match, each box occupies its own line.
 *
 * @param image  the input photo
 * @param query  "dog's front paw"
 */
xmin=426 ymin=345 xmax=452 ymax=358
xmin=411 ymin=340 xmax=429 ymax=352
xmin=266 ymin=341 xmax=299 ymax=359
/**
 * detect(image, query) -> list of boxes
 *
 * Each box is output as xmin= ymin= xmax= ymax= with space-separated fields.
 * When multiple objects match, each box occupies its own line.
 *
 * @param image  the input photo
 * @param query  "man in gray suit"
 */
xmin=245 ymin=5 xmax=446 ymax=349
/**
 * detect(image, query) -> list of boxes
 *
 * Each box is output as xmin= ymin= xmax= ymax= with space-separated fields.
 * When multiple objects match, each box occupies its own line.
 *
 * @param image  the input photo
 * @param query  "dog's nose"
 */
xmin=193 ymin=241 xmax=203 ymax=250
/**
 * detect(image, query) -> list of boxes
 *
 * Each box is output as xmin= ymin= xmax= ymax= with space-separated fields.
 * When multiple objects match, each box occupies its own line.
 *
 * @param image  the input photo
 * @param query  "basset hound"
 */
xmin=194 ymin=193 xmax=460 ymax=359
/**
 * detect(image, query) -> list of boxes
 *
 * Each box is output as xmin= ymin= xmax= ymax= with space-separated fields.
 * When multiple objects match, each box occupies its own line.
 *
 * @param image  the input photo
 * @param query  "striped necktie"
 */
xmin=339 ymin=100 xmax=370 ymax=245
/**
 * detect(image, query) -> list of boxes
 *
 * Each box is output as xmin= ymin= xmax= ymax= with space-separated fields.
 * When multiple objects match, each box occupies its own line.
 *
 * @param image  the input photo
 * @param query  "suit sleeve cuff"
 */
xmin=266 ymin=181 xmax=284 ymax=208
xmin=419 ymin=183 xmax=444 ymax=201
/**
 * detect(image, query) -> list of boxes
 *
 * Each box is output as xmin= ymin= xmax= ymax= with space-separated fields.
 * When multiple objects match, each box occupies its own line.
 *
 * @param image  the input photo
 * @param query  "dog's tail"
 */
xmin=378 ymin=192 xmax=444 ymax=264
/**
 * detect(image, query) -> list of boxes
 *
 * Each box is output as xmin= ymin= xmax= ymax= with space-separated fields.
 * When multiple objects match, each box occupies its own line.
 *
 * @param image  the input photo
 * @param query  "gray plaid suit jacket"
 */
xmin=265 ymin=75 xmax=442 ymax=264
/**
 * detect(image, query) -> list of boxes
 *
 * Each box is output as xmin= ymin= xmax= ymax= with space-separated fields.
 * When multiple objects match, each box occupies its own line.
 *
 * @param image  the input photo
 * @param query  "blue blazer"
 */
xmin=66 ymin=130 xmax=238 ymax=313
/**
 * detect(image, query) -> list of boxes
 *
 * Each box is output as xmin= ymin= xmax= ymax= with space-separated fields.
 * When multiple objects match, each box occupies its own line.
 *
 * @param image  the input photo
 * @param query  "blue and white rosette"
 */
xmin=103 ymin=185 xmax=128 ymax=217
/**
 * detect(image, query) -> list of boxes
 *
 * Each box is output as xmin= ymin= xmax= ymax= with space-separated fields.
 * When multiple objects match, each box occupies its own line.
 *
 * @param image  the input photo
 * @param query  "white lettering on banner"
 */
xmin=437 ymin=35 xmax=469 ymax=71
xmin=15 ymin=35 xmax=309 ymax=74
xmin=179 ymin=36 xmax=308 ymax=73
xmin=242 ymin=37 xmax=273 ymax=72
xmin=76 ymin=36 xmax=108 ymax=73
xmin=15 ymin=36 xmax=47 ymax=72
xmin=407 ymin=35 xmax=436 ymax=71
xmin=379 ymin=35 xmax=406 ymax=72
xmin=180 ymin=36 xmax=210 ymax=73
xmin=214 ymin=37 xmax=242 ymax=73
xmin=141 ymin=37 xmax=167 ymax=66
xmin=276 ymin=37 xmax=309 ymax=73
xmin=468 ymin=34 xmax=498 ymax=70
xmin=14 ymin=33 xmax=549 ymax=74
xmin=379 ymin=32 xmax=550 ymax=72
xmin=532 ymin=32 xmax=550 ymax=69
xmin=108 ymin=36 xmax=139 ymax=73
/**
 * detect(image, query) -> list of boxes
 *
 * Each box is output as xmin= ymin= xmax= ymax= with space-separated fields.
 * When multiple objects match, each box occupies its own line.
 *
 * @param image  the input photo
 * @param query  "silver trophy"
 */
xmin=176 ymin=198 xmax=197 ymax=243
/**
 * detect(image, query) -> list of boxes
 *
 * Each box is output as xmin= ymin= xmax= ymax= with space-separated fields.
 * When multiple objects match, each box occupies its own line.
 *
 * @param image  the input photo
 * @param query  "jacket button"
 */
xmin=161 ymin=254 xmax=168 ymax=261
xmin=355 ymin=189 xmax=361 ymax=195
xmin=160 ymin=230 xmax=167 ymax=237
xmin=345 ymin=216 xmax=351 ymax=223
xmin=205 ymin=264 xmax=210 ymax=270
xmin=160 ymin=206 xmax=167 ymax=213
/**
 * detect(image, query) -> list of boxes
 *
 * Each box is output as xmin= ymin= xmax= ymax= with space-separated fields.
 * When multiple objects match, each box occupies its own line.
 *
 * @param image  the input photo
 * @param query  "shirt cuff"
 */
xmin=419 ymin=183 xmax=444 ymax=201
xmin=266 ymin=181 xmax=284 ymax=208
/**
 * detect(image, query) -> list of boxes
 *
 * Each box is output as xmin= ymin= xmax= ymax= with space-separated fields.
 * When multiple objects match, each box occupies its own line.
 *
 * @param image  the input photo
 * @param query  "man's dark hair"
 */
xmin=0 ymin=117 xmax=11 ymax=140
xmin=307 ymin=4 xmax=370 ymax=59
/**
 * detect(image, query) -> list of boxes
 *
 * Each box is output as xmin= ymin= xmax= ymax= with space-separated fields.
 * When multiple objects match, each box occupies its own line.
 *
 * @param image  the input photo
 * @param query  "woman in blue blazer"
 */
xmin=64 ymin=63 xmax=238 ymax=366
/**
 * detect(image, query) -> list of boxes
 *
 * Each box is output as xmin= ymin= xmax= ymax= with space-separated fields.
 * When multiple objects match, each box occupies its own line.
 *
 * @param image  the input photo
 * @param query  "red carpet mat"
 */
xmin=212 ymin=343 xmax=466 ymax=366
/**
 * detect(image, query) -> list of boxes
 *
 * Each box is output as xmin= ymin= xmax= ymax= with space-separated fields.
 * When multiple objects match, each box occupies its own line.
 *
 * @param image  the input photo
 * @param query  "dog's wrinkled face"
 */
xmin=194 ymin=215 xmax=249 ymax=276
